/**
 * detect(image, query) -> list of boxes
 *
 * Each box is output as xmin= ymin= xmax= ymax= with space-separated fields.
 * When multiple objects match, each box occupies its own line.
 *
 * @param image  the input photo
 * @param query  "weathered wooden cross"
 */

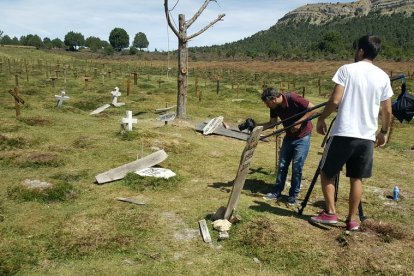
xmin=49 ymin=76 xmax=58 ymax=87
xmin=8 ymin=88 xmax=25 ymax=116
xmin=223 ymin=126 xmax=263 ymax=219
xmin=121 ymin=110 xmax=138 ymax=131
xmin=54 ymin=90 xmax=70 ymax=107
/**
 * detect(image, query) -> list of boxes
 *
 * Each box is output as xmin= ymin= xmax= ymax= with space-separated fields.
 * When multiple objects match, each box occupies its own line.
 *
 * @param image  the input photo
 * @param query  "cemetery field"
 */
xmin=0 ymin=47 xmax=413 ymax=275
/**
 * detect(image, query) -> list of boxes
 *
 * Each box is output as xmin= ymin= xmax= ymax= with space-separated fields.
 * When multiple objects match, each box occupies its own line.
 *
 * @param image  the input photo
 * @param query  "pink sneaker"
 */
xmin=310 ymin=211 xmax=338 ymax=225
xmin=346 ymin=220 xmax=359 ymax=231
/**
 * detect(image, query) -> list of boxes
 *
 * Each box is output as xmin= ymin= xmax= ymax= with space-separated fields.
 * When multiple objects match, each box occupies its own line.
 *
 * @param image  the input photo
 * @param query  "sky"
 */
xmin=0 ymin=0 xmax=356 ymax=51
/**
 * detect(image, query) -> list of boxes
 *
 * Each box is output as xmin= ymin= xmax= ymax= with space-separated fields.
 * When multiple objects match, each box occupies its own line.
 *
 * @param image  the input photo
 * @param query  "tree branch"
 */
xmin=186 ymin=0 xmax=211 ymax=28
xmin=187 ymin=14 xmax=225 ymax=40
xmin=164 ymin=0 xmax=180 ymax=39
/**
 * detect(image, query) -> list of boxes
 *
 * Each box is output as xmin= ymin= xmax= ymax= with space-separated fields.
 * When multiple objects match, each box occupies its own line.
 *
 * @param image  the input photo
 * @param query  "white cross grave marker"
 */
xmin=54 ymin=90 xmax=69 ymax=107
xmin=111 ymin=87 xmax=125 ymax=107
xmin=121 ymin=110 xmax=137 ymax=131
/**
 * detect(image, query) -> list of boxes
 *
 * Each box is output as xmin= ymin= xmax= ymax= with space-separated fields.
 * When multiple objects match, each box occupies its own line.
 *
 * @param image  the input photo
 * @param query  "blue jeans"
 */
xmin=273 ymin=134 xmax=311 ymax=198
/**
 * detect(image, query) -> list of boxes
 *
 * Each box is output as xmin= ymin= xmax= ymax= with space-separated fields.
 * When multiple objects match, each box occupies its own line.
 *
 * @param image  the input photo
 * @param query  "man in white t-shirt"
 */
xmin=310 ymin=35 xmax=393 ymax=231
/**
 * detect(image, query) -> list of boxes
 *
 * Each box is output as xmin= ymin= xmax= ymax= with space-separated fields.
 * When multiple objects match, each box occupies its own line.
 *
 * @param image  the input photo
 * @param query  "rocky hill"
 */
xmin=278 ymin=0 xmax=414 ymax=25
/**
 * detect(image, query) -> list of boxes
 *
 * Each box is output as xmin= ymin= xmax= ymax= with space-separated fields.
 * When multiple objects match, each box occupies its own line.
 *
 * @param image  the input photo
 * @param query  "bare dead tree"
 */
xmin=164 ymin=0 xmax=225 ymax=118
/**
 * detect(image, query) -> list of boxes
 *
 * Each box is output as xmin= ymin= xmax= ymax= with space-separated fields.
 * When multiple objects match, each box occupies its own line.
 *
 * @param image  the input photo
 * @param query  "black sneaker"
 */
xmin=287 ymin=196 xmax=297 ymax=205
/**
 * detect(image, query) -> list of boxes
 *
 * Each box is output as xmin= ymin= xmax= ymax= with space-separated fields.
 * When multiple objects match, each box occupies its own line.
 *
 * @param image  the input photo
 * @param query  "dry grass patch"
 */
xmin=71 ymin=135 xmax=96 ymax=149
xmin=361 ymin=219 xmax=413 ymax=242
xmin=0 ymin=134 xmax=29 ymax=150
xmin=17 ymin=151 xmax=62 ymax=168
xmin=18 ymin=116 xmax=52 ymax=126
xmin=7 ymin=180 xmax=76 ymax=202
xmin=52 ymin=208 xmax=155 ymax=259
xmin=54 ymin=216 xmax=132 ymax=257
xmin=332 ymin=223 xmax=414 ymax=275
xmin=238 ymin=218 xmax=283 ymax=247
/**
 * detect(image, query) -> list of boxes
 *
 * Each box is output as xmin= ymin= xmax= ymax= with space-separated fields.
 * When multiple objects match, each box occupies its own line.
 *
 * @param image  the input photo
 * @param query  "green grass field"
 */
xmin=1 ymin=48 xmax=413 ymax=275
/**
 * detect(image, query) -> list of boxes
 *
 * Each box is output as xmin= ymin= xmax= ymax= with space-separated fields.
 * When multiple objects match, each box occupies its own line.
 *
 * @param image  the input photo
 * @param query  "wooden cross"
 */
xmin=54 ymin=90 xmax=70 ymax=107
xmin=8 ymin=88 xmax=25 ymax=116
xmin=224 ymin=126 xmax=263 ymax=219
xmin=157 ymin=79 xmax=165 ymax=88
xmin=49 ymin=76 xmax=58 ymax=87
xmin=121 ymin=110 xmax=137 ymax=131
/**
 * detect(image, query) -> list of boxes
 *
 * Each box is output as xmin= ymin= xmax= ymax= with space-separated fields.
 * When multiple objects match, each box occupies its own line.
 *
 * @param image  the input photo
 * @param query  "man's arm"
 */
xmin=257 ymin=117 xmax=278 ymax=131
xmin=376 ymin=98 xmax=392 ymax=147
xmin=316 ymin=84 xmax=344 ymax=135
xmin=290 ymin=101 xmax=318 ymax=132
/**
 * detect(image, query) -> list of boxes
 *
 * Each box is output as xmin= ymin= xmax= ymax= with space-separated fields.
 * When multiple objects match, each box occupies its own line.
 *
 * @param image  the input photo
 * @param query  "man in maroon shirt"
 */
xmin=259 ymin=87 xmax=316 ymax=205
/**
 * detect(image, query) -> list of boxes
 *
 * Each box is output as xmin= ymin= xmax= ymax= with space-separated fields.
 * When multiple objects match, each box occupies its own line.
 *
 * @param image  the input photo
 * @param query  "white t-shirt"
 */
xmin=331 ymin=60 xmax=393 ymax=141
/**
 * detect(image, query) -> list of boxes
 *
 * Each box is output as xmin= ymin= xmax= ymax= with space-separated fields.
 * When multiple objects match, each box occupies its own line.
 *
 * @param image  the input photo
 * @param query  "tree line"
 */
xmin=1 ymin=13 xmax=413 ymax=61
xmin=192 ymin=13 xmax=414 ymax=61
xmin=0 ymin=28 xmax=149 ymax=54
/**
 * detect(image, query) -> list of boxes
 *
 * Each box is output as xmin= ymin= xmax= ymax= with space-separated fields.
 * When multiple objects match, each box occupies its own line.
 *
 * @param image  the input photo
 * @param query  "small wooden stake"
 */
xmin=14 ymin=74 xmax=19 ymax=87
xmin=131 ymin=72 xmax=138 ymax=85
xmin=198 ymin=219 xmax=212 ymax=243
xmin=84 ymin=76 xmax=90 ymax=88
xmin=126 ymin=78 xmax=131 ymax=96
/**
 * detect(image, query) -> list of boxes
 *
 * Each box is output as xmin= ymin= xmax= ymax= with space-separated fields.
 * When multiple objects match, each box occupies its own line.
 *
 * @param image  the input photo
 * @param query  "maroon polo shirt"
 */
xmin=270 ymin=92 xmax=313 ymax=139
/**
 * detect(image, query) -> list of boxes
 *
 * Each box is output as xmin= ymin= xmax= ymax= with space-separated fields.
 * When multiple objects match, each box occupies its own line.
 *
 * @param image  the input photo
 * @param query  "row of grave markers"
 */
xmin=5 ymin=82 xmax=177 ymax=129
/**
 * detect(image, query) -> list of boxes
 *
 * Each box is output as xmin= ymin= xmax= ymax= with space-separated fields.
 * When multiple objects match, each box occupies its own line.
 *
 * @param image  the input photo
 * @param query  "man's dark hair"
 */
xmin=261 ymin=87 xmax=281 ymax=101
xmin=355 ymin=35 xmax=381 ymax=60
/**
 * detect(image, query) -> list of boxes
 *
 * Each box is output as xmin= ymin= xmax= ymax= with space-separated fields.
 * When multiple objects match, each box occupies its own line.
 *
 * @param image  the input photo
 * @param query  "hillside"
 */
xmin=193 ymin=0 xmax=414 ymax=61
xmin=279 ymin=0 xmax=414 ymax=25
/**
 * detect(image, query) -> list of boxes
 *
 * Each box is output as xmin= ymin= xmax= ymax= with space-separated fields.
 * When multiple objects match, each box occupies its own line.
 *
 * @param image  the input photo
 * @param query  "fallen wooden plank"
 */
xmin=95 ymin=150 xmax=168 ymax=184
xmin=203 ymin=116 xmax=224 ymax=135
xmin=90 ymin=104 xmax=111 ymax=115
xmin=115 ymin=197 xmax=146 ymax=205
xmin=198 ymin=219 xmax=212 ymax=243
xmin=155 ymin=105 xmax=176 ymax=113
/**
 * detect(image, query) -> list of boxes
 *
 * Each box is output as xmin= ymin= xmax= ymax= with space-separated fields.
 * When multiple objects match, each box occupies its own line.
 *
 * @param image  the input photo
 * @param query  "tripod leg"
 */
xmin=334 ymin=173 xmax=367 ymax=221
xmin=298 ymin=166 xmax=320 ymax=215
xmin=358 ymin=202 xmax=367 ymax=222
xmin=334 ymin=173 xmax=339 ymax=202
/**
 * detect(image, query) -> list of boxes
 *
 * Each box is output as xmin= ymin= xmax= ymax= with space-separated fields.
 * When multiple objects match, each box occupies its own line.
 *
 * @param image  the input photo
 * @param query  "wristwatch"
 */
xmin=380 ymin=128 xmax=388 ymax=134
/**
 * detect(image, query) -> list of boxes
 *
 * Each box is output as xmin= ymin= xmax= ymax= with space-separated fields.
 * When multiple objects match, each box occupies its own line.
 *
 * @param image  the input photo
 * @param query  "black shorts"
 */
xmin=319 ymin=136 xmax=374 ymax=179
